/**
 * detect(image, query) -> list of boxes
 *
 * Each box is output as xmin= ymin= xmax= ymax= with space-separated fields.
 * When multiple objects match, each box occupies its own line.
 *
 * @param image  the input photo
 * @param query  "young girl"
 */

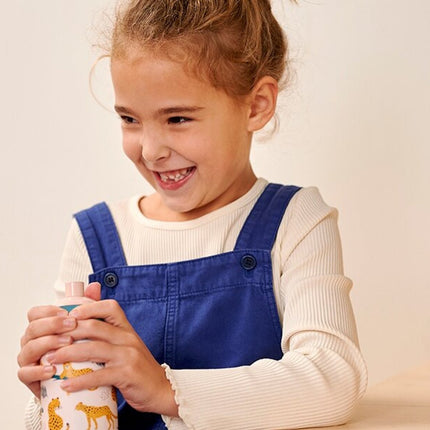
xmin=18 ymin=1 xmax=367 ymax=429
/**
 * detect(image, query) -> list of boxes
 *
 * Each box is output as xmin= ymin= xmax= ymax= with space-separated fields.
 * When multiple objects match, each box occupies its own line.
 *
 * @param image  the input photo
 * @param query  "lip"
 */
xmin=153 ymin=166 xmax=196 ymax=191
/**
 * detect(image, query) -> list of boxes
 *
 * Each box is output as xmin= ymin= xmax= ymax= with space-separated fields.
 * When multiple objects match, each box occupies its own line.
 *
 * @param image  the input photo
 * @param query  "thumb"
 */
xmin=85 ymin=282 xmax=101 ymax=301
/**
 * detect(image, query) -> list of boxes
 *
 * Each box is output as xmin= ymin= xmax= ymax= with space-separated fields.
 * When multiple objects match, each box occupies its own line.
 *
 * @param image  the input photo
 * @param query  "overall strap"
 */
xmin=234 ymin=183 xmax=301 ymax=251
xmin=74 ymin=202 xmax=127 ymax=272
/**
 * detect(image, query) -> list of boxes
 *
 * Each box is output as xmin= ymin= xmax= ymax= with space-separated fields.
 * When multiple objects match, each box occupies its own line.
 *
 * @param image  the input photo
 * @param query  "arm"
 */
xmin=23 ymin=219 xmax=179 ymax=427
xmin=162 ymin=188 xmax=367 ymax=430
xmin=24 ymin=189 xmax=367 ymax=429
xmin=22 ymin=219 xmax=93 ymax=430
xmin=24 ymin=397 xmax=41 ymax=430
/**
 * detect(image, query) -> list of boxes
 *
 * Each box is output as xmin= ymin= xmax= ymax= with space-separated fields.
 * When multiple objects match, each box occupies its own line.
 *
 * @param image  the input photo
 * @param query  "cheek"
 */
xmin=122 ymin=134 xmax=142 ymax=163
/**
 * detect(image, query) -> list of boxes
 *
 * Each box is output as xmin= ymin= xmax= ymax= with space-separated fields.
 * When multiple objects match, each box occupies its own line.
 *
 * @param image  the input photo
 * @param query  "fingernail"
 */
xmin=69 ymin=309 xmax=79 ymax=318
xmin=63 ymin=317 xmax=76 ymax=328
xmin=44 ymin=352 xmax=55 ymax=364
xmin=58 ymin=335 xmax=72 ymax=346
xmin=43 ymin=365 xmax=55 ymax=375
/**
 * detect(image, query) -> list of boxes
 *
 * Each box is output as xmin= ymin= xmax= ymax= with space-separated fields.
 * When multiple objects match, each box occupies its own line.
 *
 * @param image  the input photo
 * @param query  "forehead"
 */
xmin=110 ymin=49 xmax=239 ymax=112
xmin=112 ymin=50 xmax=207 ymax=93
xmin=112 ymin=40 xmax=203 ymax=80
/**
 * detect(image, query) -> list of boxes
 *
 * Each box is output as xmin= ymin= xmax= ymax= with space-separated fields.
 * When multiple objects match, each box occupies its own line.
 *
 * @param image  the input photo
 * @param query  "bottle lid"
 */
xmin=65 ymin=281 xmax=85 ymax=297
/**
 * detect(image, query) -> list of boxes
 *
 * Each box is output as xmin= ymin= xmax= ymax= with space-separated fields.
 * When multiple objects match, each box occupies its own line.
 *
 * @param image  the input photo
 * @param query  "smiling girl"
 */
xmin=18 ymin=1 xmax=367 ymax=429
xmin=113 ymin=49 xmax=258 ymax=220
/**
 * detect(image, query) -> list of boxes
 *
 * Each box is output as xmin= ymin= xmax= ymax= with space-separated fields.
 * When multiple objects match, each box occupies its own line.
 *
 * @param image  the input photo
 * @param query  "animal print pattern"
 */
xmin=47 ymin=398 xmax=64 ymax=430
xmin=75 ymin=402 xmax=118 ymax=430
xmin=60 ymin=362 xmax=94 ymax=379
xmin=59 ymin=362 xmax=98 ymax=391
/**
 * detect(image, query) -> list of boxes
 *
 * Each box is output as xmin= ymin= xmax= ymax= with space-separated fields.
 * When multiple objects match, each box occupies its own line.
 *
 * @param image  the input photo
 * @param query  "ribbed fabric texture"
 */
xmin=24 ymin=397 xmax=41 ymax=430
xmin=25 ymin=178 xmax=367 ymax=430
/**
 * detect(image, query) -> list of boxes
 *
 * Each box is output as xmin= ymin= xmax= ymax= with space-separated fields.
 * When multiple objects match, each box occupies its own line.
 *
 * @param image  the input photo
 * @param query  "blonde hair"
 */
xmin=107 ymin=0 xmax=294 ymax=98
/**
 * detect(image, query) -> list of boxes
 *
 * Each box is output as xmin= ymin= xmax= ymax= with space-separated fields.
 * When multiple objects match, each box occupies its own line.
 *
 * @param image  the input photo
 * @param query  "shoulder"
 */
xmin=74 ymin=195 xmax=140 ymax=218
xmin=285 ymin=186 xmax=338 ymax=225
xmin=73 ymin=195 xmax=142 ymax=228
xmin=277 ymin=186 xmax=340 ymax=251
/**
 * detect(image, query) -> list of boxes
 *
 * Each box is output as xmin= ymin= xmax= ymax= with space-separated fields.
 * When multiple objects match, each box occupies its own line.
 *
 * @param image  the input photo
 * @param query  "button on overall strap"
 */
xmin=74 ymin=202 xmax=127 ymax=272
xmin=234 ymin=183 xmax=301 ymax=251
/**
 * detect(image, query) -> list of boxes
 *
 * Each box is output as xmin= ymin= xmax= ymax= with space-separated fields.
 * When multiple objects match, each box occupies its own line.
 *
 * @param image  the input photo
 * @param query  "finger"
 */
xmin=61 ymin=318 xmax=125 ymax=344
xmin=85 ymin=282 xmax=101 ymax=301
xmin=69 ymin=299 xmax=131 ymax=329
xmin=21 ymin=315 xmax=77 ymax=347
xmin=59 ymin=366 xmax=114 ymax=393
xmin=27 ymin=305 xmax=68 ymax=322
xmin=17 ymin=364 xmax=57 ymax=397
xmin=18 ymin=335 xmax=74 ymax=367
xmin=49 ymin=339 xmax=128 ymax=365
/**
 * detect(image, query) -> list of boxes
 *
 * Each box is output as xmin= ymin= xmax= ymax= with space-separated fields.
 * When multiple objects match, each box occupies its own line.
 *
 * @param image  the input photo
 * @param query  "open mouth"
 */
xmin=157 ymin=167 xmax=195 ymax=184
xmin=155 ymin=166 xmax=196 ymax=191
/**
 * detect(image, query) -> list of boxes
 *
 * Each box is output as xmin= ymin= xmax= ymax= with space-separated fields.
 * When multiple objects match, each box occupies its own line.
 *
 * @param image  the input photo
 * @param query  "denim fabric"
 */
xmin=75 ymin=183 xmax=300 ymax=429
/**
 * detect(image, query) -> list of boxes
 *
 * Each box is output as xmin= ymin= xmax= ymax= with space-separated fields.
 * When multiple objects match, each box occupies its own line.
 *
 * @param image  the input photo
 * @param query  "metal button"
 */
xmin=104 ymin=272 xmax=118 ymax=288
xmin=241 ymin=254 xmax=257 ymax=270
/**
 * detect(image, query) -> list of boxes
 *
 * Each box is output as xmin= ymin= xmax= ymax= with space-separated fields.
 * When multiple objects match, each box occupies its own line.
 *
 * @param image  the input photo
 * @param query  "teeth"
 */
xmin=159 ymin=168 xmax=192 ymax=183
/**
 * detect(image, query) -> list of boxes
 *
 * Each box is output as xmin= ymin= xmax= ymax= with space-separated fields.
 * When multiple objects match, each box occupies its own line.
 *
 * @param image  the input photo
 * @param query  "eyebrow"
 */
xmin=157 ymin=106 xmax=204 ymax=115
xmin=114 ymin=105 xmax=204 ymax=116
xmin=114 ymin=105 xmax=137 ymax=115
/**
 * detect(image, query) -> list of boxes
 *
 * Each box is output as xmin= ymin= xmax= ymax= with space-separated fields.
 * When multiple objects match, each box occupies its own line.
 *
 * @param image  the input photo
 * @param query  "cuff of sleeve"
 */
xmin=24 ymin=396 xmax=41 ymax=430
xmin=161 ymin=364 xmax=192 ymax=430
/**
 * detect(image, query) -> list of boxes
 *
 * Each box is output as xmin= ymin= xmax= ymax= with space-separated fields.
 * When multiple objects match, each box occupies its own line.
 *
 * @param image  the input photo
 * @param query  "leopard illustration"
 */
xmin=60 ymin=362 xmax=97 ymax=391
xmin=60 ymin=362 xmax=94 ymax=379
xmin=75 ymin=401 xmax=118 ymax=430
xmin=47 ymin=397 xmax=64 ymax=430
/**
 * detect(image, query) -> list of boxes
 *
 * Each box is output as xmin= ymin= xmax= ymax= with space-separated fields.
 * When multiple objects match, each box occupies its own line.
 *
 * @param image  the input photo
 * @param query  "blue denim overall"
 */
xmin=74 ymin=183 xmax=300 ymax=429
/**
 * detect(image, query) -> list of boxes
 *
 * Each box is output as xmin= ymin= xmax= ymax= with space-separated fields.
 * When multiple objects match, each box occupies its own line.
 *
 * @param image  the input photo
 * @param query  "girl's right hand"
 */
xmin=17 ymin=305 xmax=77 ymax=398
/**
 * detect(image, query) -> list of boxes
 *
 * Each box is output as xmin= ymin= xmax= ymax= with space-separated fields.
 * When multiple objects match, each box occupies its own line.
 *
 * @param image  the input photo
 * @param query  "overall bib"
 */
xmin=74 ymin=183 xmax=300 ymax=429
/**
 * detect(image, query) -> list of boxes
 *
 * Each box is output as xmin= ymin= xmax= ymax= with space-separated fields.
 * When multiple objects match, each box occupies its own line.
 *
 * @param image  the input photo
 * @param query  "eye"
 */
xmin=168 ymin=116 xmax=191 ymax=125
xmin=119 ymin=115 xmax=138 ymax=125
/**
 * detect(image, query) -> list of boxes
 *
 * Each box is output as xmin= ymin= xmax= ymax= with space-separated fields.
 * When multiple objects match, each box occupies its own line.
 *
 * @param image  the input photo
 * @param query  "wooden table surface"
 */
xmin=306 ymin=360 xmax=430 ymax=429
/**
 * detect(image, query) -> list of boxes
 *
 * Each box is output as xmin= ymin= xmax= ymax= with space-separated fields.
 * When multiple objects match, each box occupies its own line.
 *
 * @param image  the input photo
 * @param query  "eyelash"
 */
xmin=168 ymin=116 xmax=191 ymax=125
xmin=118 ymin=115 xmax=192 ymax=126
xmin=119 ymin=115 xmax=138 ymax=125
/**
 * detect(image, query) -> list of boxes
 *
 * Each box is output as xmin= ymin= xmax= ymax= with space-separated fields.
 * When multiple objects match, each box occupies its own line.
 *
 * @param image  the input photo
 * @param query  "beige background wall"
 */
xmin=2 ymin=1 xmax=429 ymax=427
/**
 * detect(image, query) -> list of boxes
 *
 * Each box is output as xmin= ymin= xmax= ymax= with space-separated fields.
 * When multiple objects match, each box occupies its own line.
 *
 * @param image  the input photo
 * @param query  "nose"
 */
xmin=139 ymin=128 xmax=171 ymax=163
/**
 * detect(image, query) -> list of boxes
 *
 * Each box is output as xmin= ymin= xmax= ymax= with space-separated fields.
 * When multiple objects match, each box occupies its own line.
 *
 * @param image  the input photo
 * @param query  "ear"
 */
xmin=247 ymin=76 xmax=278 ymax=132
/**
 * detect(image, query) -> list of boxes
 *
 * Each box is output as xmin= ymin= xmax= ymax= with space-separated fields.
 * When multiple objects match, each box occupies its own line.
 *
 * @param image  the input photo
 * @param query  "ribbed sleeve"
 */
xmin=26 ymin=179 xmax=366 ymax=430
xmin=161 ymin=184 xmax=367 ymax=429
xmin=24 ymin=396 xmax=41 ymax=430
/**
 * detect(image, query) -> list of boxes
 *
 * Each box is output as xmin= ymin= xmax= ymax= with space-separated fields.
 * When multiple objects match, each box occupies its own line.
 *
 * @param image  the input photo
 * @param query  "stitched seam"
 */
xmin=112 ymin=282 xmax=266 ymax=303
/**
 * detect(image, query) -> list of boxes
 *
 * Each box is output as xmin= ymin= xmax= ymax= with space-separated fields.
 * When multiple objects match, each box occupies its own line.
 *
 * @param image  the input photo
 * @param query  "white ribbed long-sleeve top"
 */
xmin=25 ymin=178 xmax=367 ymax=430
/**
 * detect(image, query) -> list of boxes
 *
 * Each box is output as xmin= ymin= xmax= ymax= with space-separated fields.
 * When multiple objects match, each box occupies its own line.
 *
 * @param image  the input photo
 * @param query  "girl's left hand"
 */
xmin=46 ymin=282 xmax=178 ymax=418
